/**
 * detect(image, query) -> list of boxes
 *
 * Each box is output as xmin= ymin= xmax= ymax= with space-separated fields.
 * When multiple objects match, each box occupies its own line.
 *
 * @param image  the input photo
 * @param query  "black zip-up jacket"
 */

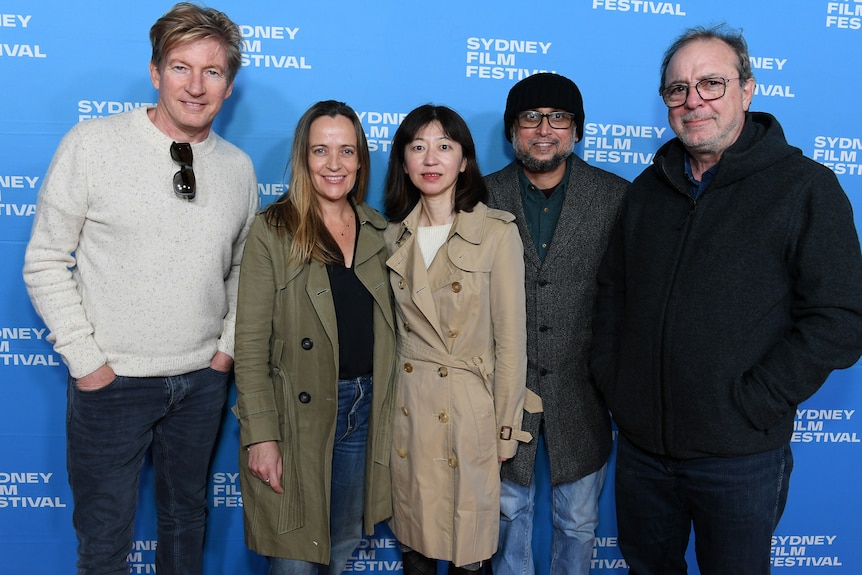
xmin=591 ymin=112 xmax=862 ymax=458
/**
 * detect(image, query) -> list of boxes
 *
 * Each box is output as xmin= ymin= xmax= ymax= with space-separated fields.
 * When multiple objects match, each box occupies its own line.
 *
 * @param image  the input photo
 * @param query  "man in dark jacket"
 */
xmin=591 ymin=25 xmax=862 ymax=574
xmin=485 ymin=73 xmax=628 ymax=575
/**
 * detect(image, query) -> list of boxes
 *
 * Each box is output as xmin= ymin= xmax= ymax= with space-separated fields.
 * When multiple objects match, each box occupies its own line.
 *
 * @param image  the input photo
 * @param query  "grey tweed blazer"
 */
xmin=485 ymin=156 xmax=627 ymax=485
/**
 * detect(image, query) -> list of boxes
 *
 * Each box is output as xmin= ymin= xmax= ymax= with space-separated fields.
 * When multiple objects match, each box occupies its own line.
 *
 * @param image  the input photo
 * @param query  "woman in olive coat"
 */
xmin=234 ymin=100 xmax=396 ymax=575
xmin=383 ymin=105 xmax=529 ymax=574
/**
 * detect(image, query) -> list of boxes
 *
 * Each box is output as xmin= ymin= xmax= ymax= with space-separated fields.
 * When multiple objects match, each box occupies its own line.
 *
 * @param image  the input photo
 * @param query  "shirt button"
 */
xmin=451 ymin=282 xmax=462 ymax=293
xmin=404 ymin=363 xmax=413 ymax=373
xmin=541 ymin=243 xmax=548 ymax=249
xmin=543 ymin=207 xmax=549 ymax=213
xmin=438 ymin=367 xmax=448 ymax=377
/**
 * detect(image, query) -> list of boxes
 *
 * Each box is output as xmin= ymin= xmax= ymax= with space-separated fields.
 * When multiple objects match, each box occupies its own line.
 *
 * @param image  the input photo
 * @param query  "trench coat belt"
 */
xmin=523 ymin=389 xmax=543 ymax=414
xmin=396 ymin=337 xmax=533 ymax=444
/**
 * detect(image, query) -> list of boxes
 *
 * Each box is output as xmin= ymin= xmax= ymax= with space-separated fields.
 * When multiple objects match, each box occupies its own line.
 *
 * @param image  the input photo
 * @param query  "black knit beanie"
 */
xmin=503 ymin=73 xmax=585 ymax=142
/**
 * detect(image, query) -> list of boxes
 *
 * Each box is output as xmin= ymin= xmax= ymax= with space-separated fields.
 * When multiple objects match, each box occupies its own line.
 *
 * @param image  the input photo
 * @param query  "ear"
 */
xmin=149 ymin=62 xmax=161 ymax=90
xmin=460 ymin=157 xmax=467 ymax=173
xmin=741 ymin=77 xmax=755 ymax=111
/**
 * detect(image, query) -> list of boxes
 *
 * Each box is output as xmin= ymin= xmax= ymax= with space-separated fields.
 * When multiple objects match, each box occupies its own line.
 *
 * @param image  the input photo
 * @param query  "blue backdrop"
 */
xmin=2 ymin=1 xmax=861 ymax=573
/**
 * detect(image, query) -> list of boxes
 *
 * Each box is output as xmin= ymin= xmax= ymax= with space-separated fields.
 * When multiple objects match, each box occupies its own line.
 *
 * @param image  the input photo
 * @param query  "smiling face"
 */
xmin=664 ymin=38 xmax=754 ymax=163
xmin=149 ymin=37 xmax=234 ymax=143
xmin=403 ymin=121 xmax=467 ymax=202
xmin=512 ymin=106 xmax=576 ymax=180
xmin=307 ymin=114 xmax=361 ymax=206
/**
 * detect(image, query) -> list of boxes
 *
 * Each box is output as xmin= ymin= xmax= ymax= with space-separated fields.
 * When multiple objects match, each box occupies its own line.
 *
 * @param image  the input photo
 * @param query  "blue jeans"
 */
xmin=269 ymin=375 xmax=372 ymax=575
xmin=66 ymin=367 xmax=229 ymax=575
xmin=615 ymin=435 xmax=793 ymax=575
xmin=493 ymin=457 xmax=607 ymax=575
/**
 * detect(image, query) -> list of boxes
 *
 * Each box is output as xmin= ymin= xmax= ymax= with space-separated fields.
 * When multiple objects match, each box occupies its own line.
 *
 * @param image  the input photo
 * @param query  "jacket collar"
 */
xmin=393 ymin=201 xmax=489 ymax=246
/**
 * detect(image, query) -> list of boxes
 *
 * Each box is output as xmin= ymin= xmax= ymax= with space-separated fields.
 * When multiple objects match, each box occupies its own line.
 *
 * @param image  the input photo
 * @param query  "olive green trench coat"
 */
xmin=234 ymin=202 xmax=396 ymax=562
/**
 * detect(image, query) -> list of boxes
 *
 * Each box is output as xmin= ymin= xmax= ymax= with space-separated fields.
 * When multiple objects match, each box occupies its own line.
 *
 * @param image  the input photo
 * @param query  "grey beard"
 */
xmin=515 ymin=149 xmax=571 ymax=172
xmin=512 ymin=133 xmax=576 ymax=173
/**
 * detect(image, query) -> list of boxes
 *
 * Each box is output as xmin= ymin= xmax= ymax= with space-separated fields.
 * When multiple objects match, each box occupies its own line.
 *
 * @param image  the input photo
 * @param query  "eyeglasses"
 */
xmin=517 ymin=110 xmax=575 ymax=130
xmin=170 ymin=142 xmax=196 ymax=200
xmin=660 ymin=77 xmax=740 ymax=108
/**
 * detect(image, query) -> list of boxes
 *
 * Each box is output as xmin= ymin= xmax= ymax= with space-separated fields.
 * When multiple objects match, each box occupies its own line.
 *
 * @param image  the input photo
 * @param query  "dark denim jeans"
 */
xmin=615 ymin=435 xmax=793 ymax=575
xmin=66 ymin=367 xmax=229 ymax=575
xmin=269 ymin=374 xmax=372 ymax=575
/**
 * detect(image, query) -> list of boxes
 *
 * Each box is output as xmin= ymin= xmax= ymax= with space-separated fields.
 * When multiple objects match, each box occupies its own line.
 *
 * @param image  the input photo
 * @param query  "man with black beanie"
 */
xmin=485 ymin=73 xmax=628 ymax=575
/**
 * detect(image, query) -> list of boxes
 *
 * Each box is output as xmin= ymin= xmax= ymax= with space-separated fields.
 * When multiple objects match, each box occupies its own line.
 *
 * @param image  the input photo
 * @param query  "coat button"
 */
xmin=539 ymin=325 xmax=548 ymax=332
xmin=438 ymin=367 xmax=448 ymax=377
xmin=298 ymin=392 xmax=311 ymax=403
xmin=398 ymin=278 xmax=407 ymax=289
xmin=539 ymin=368 xmax=548 ymax=376
xmin=451 ymin=282 xmax=462 ymax=293
xmin=447 ymin=457 xmax=458 ymax=468
xmin=438 ymin=412 xmax=450 ymax=423
xmin=396 ymin=448 xmax=408 ymax=459
xmin=404 ymin=323 xmax=412 ymax=333
xmin=538 ymin=280 xmax=550 ymax=287
xmin=404 ymin=363 xmax=413 ymax=373
xmin=447 ymin=329 xmax=458 ymax=338
xmin=401 ymin=406 xmax=409 ymax=416
xmin=301 ymin=338 xmax=313 ymax=350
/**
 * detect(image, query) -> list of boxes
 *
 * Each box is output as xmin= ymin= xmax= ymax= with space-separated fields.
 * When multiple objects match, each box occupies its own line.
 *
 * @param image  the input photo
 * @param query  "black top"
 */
xmin=327 ymin=209 xmax=374 ymax=379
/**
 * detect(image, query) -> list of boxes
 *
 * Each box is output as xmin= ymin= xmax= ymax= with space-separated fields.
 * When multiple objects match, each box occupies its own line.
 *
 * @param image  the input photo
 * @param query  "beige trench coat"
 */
xmin=234 ymin=202 xmax=396 ymax=562
xmin=385 ymin=202 xmax=529 ymax=566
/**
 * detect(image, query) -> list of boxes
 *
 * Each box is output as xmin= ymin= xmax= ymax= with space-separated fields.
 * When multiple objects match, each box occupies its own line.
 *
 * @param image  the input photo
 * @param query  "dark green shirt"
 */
xmin=518 ymin=156 xmax=571 ymax=262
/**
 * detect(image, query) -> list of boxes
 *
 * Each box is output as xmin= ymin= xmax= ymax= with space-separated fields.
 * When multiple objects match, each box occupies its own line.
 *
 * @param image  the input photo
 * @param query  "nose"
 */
xmin=422 ymin=149 xmax=437 ymax=165
xmin=536 ymin=116 xmax=554 ymax=135
xmin=684 ymin=86 xmax=705 ymax=108
xmin=186 ymin=72 xmax=205 ymax=96
xmin=326 ymin=153 xmax=342 ymax=171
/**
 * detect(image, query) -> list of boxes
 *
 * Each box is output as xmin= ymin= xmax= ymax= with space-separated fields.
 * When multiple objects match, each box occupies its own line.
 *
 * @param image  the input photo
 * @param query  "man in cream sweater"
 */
xmin=22 ymin=4 xmax=258 ymax=574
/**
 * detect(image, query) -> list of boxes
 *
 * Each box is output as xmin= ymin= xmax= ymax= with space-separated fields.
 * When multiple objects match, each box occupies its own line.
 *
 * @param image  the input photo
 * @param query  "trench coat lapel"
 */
xmin=386 ymin=208 xmax=446 ymax=345
xmin=353 ymin=204 xmax=395 ymax=333
xmin=306 ymin=262 xmax=338 ymax=361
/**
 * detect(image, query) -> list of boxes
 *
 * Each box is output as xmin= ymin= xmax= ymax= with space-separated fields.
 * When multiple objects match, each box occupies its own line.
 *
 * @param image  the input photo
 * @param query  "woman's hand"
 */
xmin=246 ymin=440 xmax=284 ymax=494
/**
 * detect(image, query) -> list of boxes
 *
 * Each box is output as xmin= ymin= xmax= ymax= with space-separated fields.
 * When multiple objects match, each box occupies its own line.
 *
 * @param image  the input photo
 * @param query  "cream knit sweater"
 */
xmin=23 ymin=107 xmax=258 ymax=378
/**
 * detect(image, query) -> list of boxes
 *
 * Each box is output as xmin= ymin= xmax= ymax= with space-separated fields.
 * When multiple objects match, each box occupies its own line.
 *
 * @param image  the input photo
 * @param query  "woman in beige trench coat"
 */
xmin=383 ymin=105 xmax=530 ymax=575
xmin=234 ymin=101 xmax=396 ymax=575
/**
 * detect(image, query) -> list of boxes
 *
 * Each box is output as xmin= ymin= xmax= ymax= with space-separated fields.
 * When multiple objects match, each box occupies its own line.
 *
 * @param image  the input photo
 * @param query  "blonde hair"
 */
xmin=150 ymin=2 xmax=243 ymax=83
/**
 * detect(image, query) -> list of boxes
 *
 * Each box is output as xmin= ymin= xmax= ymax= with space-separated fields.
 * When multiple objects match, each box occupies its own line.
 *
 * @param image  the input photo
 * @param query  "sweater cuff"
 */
xmin=60 ymin=336 xmax=108 ymax=379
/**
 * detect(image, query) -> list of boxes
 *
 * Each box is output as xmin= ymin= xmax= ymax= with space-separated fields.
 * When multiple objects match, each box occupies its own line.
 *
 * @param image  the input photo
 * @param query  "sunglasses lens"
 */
xmin=173 ymin=166 xmax=196 ymax=199
xmin=171 ymin=142 xmax=193 ymax=165
xmin=170 ymin=142 xmax=195 ymax=200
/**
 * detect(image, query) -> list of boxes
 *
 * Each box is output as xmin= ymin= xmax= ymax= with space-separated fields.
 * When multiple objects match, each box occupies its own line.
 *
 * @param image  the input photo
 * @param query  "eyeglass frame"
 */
xmin=516 ymin=110 xmax=576 ymax=130
xmin=660 ymin=76 xmax=741 ymax=108
xmin=170 ymin=141 xmax=196 ymax=201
